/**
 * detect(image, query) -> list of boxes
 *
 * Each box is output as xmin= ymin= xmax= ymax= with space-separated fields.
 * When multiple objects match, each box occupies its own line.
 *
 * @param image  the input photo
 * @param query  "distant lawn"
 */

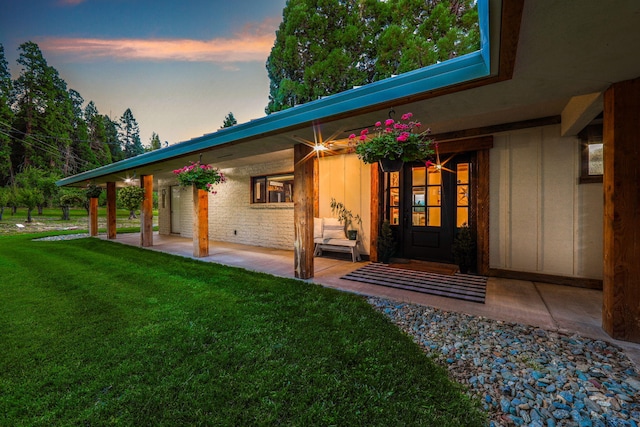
xmin=0 ymin=207 xmax=158 ymax=236
xmin=0 ymin=233 xmax=485 ymax=426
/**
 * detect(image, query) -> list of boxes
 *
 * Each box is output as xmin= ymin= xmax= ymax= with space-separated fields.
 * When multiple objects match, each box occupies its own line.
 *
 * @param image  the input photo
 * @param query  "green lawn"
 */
xmin=0 ymin=207 xmax=157 ymax=236
xmin=0 ymin=233 xmax=485 ymax=426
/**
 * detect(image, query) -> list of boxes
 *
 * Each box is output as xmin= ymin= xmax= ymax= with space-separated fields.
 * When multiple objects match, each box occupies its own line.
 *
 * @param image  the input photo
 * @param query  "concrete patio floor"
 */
xmin=99 ymin=232 xmax=640 ymax=367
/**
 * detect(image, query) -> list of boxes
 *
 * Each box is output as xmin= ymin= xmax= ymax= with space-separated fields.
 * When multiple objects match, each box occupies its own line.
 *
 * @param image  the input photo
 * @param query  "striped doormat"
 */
xmin=341 ymin=263 xmax=487 ymax=303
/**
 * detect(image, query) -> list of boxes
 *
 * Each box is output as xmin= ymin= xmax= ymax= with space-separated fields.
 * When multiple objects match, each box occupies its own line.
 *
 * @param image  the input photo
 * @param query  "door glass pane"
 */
xmin=390 ymin=171 xmax=400 ymax=187
xmin=427 ymin=207 xmax=441 ymax=227
xmin=457 ymin=163 xmax=469 ymax=184
xmin=390 ymin=207 xmax=400 ymax=225
xmin=457 ymin=207 xmax=469 ymax=228
xmin=390 ymin=188 xmax=399 ymax=207
xmin=427 ymin=167 xmax=441 ymax=185
xmin=412 ymin=167 xmax=426 ymax=186
xmin=412 ymin=187 xmax=425 ymax=206
xmin=412 ymin=208 xmax=425 ymax=226
xmin=457 ymin=185 xmax=469 ymax=206
xmin=428 ymin=186 xmax=440 ymax=205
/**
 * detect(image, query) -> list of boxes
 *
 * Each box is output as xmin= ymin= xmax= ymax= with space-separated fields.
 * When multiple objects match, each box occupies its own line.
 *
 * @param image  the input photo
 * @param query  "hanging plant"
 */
xmin=173 ymin=161 xmax=226 ymax=193
xmin=351 ymin=112 xmax=434 ymax=165
xmin=85 ymin=183 xmax=103 ymax=199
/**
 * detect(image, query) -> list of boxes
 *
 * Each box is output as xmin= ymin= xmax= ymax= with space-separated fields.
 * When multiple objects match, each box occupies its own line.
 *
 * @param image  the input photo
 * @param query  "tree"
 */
xmin=148 ymin=132 xmax=161 ymax=151
xmin=118 ymin=108 xmax=144 ymax=159
xmin=0 ymin=44 xmax=14 ymax=186
xmin=103 ymin=115 xmax=123 ymax=162
xmin=117 ymin=185 xmax=145 ymax=219
xmin=84 ymin=101 xmax=113 ymax=165
xmin=221 ymin=112 xmax=237 ymax=128
xmin=16 ymin=187 xmax=44 ymax=223
xmin=265 ymin=0 xmax=479 ymax=113
xmin=57 ymin=187 xmax=84 ymax=220
xmin=0 ymin=186 xmax=8 ymax=220
xmin=14 ymin=166 xmax=59 ymax=215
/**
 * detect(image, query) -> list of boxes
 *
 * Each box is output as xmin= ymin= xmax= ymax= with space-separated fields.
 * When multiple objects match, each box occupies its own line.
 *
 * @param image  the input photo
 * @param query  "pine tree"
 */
xmin=0 ymin=44 xmax=14 ymax=186
xmin=84 ymin=101 xmax=113 ymax=165
xmin=221 ymin=112 xmax=237 ymax=128
xmin=118 ymin=108 xmax=144 ymax=158
xmin=148 ymin=132 xmax=161 ymax=151
xmin=265 ymin=0 xmax=479 ymax=113
xmin=103 ymin=115 xmax=123 ymax=162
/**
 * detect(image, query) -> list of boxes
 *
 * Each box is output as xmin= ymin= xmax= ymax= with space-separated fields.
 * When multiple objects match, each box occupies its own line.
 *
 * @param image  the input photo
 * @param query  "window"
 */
xmin=388 ymin=171 xmax=400 ymax=225
xmin=456 ymin=163 xmax=470 ymax=227
xmin=579 ymin=124 xmax=603 ymax=184
xmin=251 ymin=173 xmax=294 ymax=203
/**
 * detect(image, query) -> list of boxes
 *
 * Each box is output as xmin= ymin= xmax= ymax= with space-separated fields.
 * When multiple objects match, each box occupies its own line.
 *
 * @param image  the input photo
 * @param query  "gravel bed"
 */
xmin=32 ymin=233 xmax=90 ymax=241
xmin=367 ymin=297 xmax=640 ymax=427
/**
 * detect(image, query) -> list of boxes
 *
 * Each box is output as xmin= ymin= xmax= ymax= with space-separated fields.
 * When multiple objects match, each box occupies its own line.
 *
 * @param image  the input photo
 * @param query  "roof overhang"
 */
xmin=57 ymin=0 xmax=498 ymax=187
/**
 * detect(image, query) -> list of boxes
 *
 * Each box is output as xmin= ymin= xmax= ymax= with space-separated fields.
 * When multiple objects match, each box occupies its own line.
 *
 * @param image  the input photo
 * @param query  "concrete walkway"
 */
xmin=100 ymin=232 xmax=640 ymax=367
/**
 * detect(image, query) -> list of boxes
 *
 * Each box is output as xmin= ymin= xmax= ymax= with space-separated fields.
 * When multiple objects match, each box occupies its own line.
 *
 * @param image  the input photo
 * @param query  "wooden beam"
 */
xmin=106 ymin=182 xmax=116 ymax=239
xmin=602 ymin=77 xmax=640 ymax=343
xmin=435 ymin=135 xmax=494 ymax=154
xmin=294 ymin=144 xmax=314 ymax=279
xmin=192 ymin=185 xmax=209 ymax=257
xmin=369 ymin=164 xmax=380 ymax=262
xmin=432 ymin=116 xmax=561 ymax=142
xmin=140 ymin=175 xmax=153 ymax=247
xmin=89 ymin=197 xmax=98 ymax=237
xmin=475 ymin=149 xmax=490 ymax=275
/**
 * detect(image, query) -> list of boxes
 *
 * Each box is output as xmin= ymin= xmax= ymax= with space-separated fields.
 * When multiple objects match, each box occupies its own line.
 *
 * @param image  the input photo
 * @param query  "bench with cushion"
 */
xmin=313 ymin=217 xmax=361 ymax=262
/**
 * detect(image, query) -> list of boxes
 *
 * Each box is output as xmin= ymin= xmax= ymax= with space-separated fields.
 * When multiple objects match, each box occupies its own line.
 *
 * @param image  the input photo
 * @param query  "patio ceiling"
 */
xmin=57 ymin=0 xmax=640 ymax=188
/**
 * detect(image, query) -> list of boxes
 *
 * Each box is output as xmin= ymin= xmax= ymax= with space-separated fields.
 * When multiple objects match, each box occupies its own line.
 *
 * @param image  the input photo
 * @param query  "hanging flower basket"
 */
xmin=351 ymin=112 xmax=433 ymax=168
xmin=378 ymin=158 xmax=404 ymax=172
xmin=173 ymin=161 xmax=226 ymax=193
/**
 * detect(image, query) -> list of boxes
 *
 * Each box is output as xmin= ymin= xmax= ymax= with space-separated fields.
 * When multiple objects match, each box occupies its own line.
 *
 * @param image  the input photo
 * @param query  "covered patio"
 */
xmin=100 ymin=232 xmax=640 ymax=367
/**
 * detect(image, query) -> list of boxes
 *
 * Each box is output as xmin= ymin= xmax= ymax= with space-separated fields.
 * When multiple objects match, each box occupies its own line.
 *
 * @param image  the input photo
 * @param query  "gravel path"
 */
xmin=367 ymin=297 xmax=640 ymax=427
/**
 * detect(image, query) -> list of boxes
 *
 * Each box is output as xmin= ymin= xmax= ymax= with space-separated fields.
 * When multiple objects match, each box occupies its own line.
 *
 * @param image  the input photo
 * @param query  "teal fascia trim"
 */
xmin=57 ymin=0 xmax=491 ymax=187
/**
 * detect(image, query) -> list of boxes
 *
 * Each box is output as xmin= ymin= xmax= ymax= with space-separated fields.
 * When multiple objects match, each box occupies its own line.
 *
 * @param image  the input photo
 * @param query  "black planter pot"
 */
xmin=378 ymin=159 xmax=404 ymax=173
xmin=347 ymin=230 xmax=358 ymax=241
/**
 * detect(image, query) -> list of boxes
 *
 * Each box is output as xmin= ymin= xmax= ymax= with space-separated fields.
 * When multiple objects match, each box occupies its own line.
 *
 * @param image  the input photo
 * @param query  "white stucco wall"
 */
xmin=489 ymin=125 xmax=603 ymax=279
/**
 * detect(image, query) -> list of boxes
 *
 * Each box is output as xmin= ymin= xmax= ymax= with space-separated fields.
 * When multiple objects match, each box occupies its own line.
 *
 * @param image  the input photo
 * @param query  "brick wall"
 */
xmin=159 ymin=158 xmax=295 ymax=250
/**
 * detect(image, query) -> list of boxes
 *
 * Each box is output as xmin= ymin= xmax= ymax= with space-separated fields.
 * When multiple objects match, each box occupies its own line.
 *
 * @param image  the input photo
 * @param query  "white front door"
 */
xmin=170 ymin=186 xmax=181 ymax=234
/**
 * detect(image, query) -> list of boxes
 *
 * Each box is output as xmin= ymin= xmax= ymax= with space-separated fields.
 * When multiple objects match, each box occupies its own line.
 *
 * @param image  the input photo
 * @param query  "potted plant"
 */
xmin=330 ymin=198 xmax=362 ymax=240
xmin=85 ymin=183 xmax=103 ymax=199
xmin=351 ymin=112 xmax=434 ymax=172
xmin=452 ymin=223 xmax=475 ymax=274
xmin=377 ymin=220 xmax=396 ymax=263
xmin=173 ymin=161 xmax=226 ymax=192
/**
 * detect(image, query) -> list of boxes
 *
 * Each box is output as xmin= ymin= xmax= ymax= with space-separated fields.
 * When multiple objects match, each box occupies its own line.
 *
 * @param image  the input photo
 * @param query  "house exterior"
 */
xmin=58 ymin=0 xmax=640 ymax=343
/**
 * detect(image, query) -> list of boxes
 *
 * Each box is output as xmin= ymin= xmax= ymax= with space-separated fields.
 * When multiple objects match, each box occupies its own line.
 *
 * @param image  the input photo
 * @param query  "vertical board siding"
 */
xmin=490 ymin=125 xmax=603 ymax=279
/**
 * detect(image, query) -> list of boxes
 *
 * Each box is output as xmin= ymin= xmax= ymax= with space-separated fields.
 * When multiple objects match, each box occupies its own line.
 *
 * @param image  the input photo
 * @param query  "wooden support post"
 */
xmin=475 ymin=149 xmax=490 ymax=275
xmin=193 ymin=185 xmax=209 ymax=257
xmin=140 ymin=175 xmax=153 ymax=247
xmin=369 ymin=164 xmax=380 ymax=262
xmin=602 ymin=77 xmax=640 ymax=343
xmin=89 ymin=197 xmax=98 ymax=236
xmin=313 ymin=156 xmax=319 ymax=218
xmin=106 ymin=181 xmax=117 ymax=240
xmin=294 ymin=144 xmax=314 ymax=279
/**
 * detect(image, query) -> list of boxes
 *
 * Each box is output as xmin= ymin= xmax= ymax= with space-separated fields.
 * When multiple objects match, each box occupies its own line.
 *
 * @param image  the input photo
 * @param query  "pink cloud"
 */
xmin=39 ymin=19 xmax=278 ymax=63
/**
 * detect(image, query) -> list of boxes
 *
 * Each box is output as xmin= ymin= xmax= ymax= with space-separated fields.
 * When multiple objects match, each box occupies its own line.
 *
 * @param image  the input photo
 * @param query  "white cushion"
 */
xmin=322 ymin=217 xmax=345 ymax=239
xmin=314 ymin=217 xmax=323 ymax=239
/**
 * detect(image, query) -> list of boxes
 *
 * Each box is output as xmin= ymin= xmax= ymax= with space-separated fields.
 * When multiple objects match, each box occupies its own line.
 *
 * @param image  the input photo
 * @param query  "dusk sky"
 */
xmin=0 ymin=0 xmax=288 ymax=146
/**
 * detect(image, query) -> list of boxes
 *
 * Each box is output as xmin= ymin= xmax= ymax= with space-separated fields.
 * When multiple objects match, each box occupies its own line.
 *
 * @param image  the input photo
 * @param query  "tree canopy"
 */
xmin=221 ymin=112 xmax=237 ymax=129
xmin=0 ymin=41 xmax=155 ymax=186
xmin=265 ymin=0 xmax=479 ymax=114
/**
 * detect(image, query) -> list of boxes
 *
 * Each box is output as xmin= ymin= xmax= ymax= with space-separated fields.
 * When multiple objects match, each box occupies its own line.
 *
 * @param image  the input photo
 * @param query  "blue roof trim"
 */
xmin=58 ymin=0 xmax=491 ymax=187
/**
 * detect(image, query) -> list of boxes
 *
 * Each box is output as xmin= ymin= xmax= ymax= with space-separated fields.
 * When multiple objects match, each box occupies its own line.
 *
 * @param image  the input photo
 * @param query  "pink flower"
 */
xmin=359 ymin=134 xmax=367 ymax=141
xmin=360 ymin=128 xmax=369 ymax=136
xmin=397 ymin=132 xmax=410 ymax=142
xmin=349 ymin=133 xmax=356 ymax=140
xmin=401 ymin=112 xmax=413 ymax=121
xmin=385 ymin=127 xmax=393 ymax=133
xmin=425 ymin=160 xmax=434 ymax=167
xmin=375 ymin=121 xmax=382 ymax=127
xmin=414 ymin=122 xmax=422 ymax=128
xmin=385 ymin=119 xmax=395 ymax=127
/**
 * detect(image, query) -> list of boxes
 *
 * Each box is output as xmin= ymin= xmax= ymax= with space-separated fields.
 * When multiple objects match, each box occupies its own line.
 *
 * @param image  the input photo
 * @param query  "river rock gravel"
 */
xmin=367 ymin=297 xmax=640 ymax=427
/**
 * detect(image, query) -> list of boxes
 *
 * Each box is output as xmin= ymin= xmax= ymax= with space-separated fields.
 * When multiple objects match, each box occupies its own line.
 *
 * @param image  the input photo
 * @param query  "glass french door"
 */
xmin=387 ymin=156 xmax=471 ymax=262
